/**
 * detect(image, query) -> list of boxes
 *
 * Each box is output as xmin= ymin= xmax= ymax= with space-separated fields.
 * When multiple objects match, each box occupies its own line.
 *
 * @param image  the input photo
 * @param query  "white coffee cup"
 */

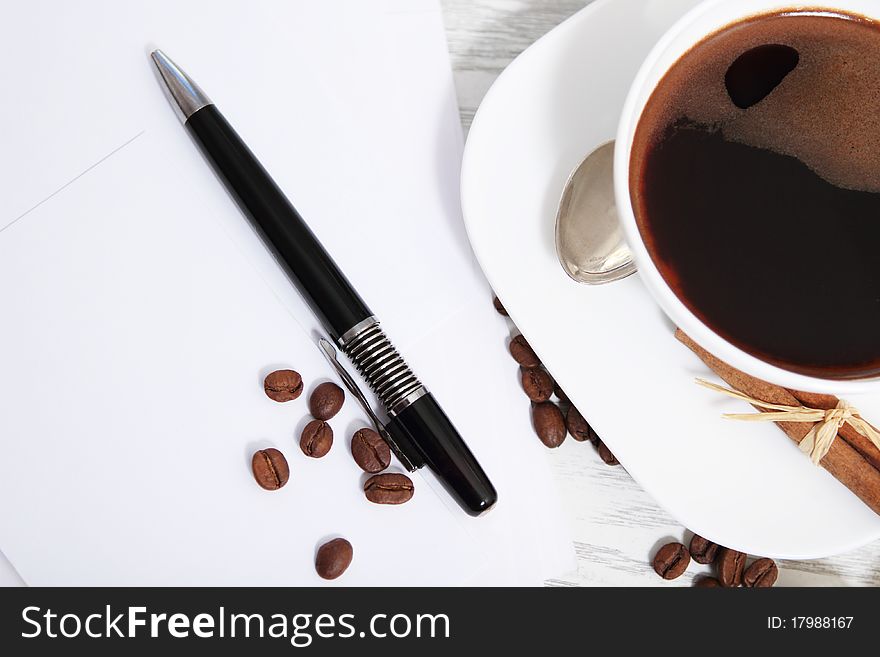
xmin=614 ymin=0 xmax=880 ymax=395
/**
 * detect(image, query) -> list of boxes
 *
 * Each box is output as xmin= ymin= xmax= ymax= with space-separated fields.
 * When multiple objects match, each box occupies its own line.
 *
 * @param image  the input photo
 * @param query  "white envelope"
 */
xmin=0 ymin=0 xmax=574 ymax=585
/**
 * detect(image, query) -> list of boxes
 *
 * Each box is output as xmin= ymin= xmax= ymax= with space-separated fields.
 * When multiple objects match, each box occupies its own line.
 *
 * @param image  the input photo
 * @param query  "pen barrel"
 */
xmin=185 ymin=105 xmax=372 ymax=339
xmin=184 ymin=105 xmax=496 ymax=516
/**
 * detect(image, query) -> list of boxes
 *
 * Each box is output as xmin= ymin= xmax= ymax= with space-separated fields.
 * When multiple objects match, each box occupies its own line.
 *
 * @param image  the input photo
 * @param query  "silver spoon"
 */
xmin=554 ymin=140 xmax=637 ymax=285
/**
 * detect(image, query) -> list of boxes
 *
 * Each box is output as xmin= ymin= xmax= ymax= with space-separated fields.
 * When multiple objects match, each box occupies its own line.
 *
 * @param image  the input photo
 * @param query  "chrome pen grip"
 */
xmin=340 ymin=319 xmax=426 ymax=415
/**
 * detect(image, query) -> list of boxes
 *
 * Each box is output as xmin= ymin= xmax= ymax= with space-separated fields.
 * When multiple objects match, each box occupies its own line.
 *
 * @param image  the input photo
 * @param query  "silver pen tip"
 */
xmin=150 ymin=48 xmax=212 ymax=123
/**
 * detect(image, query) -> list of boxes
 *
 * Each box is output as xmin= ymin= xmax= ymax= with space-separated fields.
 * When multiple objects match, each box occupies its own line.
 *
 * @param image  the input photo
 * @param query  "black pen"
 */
xmin=151 ymin=50 xmax=497 ymax=515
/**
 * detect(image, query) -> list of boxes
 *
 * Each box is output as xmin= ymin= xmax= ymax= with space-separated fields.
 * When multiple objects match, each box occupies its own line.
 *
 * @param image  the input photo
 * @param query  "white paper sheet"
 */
xmin=0 ymin=0 xmax=574 ymax=586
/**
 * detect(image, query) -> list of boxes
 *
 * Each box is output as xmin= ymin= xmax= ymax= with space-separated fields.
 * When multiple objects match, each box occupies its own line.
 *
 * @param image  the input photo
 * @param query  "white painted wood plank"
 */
xmin=440 ymin=0 xmax=880 ymax=586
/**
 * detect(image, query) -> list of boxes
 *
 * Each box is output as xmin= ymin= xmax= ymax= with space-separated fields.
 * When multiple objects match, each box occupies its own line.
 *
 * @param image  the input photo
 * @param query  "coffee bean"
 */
xmin=263 ymin=369 xmax=303 ymax=402
xmin=694 ymin=576 xmax=722 ymax=588
xmin=689 ymin=534 xmax=720 ymax=565
xmin=597 ymin=440 xmax=619 ymax=465
xmin=351 ymin=428 xmax=391 ymax=473
xmin=309 ymin=382 xmax=345 ymax=420
xmin=509 ymin=335 xmax=541 ymax=368
xmin=521 ymin=367 xmax=554 ymax=402
xmin=717 ymin=548 xmax=746 ymax=587
xmin=493 ymin=296 xmax=508 ymax=316
xmin=554 ymin=384 xmax=570 ymax=404
xmin=300 ymin=420 xmax=333 ymax=458
xmin=532 ymin=402 xmax=566 ymax=448
xmin=251 ymin=448 xmax=289 ymax=490
xmin=364 ymin=473 xmax=414 ymax=505
xmin=315 ymin=538 xmax=353 ymax=580
xmin=565 ymin=406 xmax=595 ymax=442
xmin=743 ymin=558 xmax=778 ymax=588
xmin=653 ymin=542 xmax=691 ymax=580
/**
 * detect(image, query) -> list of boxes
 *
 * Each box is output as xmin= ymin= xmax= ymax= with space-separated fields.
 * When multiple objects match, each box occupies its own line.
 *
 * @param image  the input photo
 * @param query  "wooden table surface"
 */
xmin=440 ymin=0 xmax=880 ymax=587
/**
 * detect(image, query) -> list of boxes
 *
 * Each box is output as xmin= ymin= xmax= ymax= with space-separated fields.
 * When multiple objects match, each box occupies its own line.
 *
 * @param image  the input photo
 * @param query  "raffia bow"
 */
xmin=696 ymin=378 xmax=880 ymax=465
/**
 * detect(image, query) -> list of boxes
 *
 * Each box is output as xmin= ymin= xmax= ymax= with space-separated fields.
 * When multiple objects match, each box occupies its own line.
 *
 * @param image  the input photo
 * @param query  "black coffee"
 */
xmin=631 ymin=11 xmax=880 ymax=378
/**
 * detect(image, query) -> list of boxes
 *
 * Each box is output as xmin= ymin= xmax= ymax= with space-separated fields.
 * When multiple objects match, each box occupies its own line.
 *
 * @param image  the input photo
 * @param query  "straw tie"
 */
xmin=696 ymin=378 xmax=880 ymax=465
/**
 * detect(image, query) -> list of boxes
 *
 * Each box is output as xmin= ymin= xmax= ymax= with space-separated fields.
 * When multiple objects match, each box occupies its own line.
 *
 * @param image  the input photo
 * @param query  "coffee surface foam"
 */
xmin=636 ymin=12 xmax=880 ymax=193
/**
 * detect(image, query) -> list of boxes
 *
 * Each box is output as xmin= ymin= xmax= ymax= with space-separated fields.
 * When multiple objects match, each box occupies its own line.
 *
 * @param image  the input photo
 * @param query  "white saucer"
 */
xmin=461 ymin=0 xmax=880 ymax=558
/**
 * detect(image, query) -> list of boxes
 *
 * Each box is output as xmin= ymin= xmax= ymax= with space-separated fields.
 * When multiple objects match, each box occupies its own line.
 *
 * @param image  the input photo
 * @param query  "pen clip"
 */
xmin=317 ymin=337 xmax=423 ymax=472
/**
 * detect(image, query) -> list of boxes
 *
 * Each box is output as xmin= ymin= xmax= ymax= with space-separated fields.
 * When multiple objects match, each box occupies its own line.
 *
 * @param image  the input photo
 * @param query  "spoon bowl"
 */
xmin=554 ymin=140 xmax=636 ymax=285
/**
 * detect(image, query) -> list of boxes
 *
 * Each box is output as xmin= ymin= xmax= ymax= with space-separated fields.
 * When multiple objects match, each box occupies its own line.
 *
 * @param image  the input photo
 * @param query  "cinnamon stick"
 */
xmin=675 ymin=329 xmax=880 ymax=516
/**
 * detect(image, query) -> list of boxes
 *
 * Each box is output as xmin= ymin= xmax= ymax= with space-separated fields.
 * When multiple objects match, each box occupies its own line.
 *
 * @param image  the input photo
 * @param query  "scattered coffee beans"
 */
xmin=351 ymin=428 xmax=392 ymax=473
xmin=532 ymin=402 xmax=566 ymax=448
xmin=309 ymin=382 xmax=345 ymax=420
xmin=717 ymin=548 xmax=747 ymax=587
xmin=251 ymin=448 xmax=290 ymax=490
xmin=653 ymin=542 xmax=691 ymax=580
xmin=689 ymin=534 xmax=720 ymax=565
xmin=743 ymin=558 xmax=778 ymax=588
xmin=300 ymin=420 xmax=333 ymax=458
xmin=509 ymin=335 xmax=541 ymax=368
xmin=565 ymin=407 xmax=595 ymax=442
xmin=493 ymin=296 xmax=508 ymax=316
xmin=315 ymin=538 xmax=353 ymax=580
xmin=263 ymin=369 xmax=303 ymax=402
xmin=650 ymin=528 xmax=780 ymax=589
xmin=597 ymin=440 xmax=618 ymax=465
xmin=521 ymin=367 xmax=554 ymax=403
xmin=492 ymin=296 xmax=609 ymax=454
xmin=653 ymin=534 xmax=779 ymax=588
xmin=364 ymin=473 xmax=414 ymax=505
